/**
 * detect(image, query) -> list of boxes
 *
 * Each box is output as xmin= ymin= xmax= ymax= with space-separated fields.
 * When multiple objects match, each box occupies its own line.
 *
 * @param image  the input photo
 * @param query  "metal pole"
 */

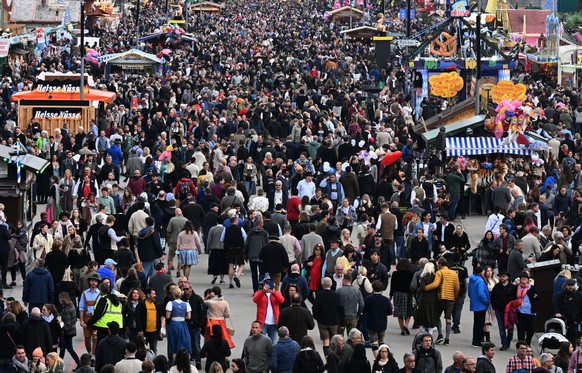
xmin=80 ymin=0 xmax=85 ymax=100
xmin=475 ymin=0 xmax=482 ymax=115
xmin=406 ymin=0 xmax=411 ymax=37
xmin=135 ymin=0 xmax=140 ymax=47
xmin=165 ymin=0 xmax=169 ymax=21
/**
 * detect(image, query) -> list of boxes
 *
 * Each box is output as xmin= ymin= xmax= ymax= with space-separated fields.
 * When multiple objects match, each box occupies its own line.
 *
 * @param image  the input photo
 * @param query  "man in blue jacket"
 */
xmin=22 ymin=259 xmax=54 ymax=312
xmin=468 ymin=266 xmax=490 ymax=348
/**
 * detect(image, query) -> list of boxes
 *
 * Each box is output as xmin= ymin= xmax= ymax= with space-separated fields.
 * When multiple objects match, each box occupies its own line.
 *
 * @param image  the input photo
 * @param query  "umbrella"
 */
xmin=380 ymin=151 xmax=402 ymax=166
xmin=361 ymin=85 xmax=382 ymax=93
xmin=162 ymin=48 xmax=172 ymax=55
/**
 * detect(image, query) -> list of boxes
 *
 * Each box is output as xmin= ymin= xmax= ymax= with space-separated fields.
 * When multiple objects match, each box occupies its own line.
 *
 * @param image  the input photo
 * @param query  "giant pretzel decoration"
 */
xmin=429 ymin=32 xmax=457 ymax=57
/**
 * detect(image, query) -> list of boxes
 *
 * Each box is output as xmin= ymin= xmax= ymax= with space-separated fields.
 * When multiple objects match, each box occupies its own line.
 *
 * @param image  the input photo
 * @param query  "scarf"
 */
xmin=12 ymin=356 xmax=29 ymax=372
xmin=516 ymin=284 xmax=530 ymax=307
xmin=42 ymin=314 xmax=55 ymax=323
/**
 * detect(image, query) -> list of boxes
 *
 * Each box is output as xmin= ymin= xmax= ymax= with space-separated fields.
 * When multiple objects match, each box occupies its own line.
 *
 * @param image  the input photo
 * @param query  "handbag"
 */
xmin=160 ymin=326 xmax=166 ymax=338
xmin=226 ymin=318 xmax=235 ymax=336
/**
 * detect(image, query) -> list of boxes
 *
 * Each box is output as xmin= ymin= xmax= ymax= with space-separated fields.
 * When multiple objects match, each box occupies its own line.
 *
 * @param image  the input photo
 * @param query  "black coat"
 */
xmin=21 ymin=315 xmax=52 ymax=358
xmin=0 ymin=321 xmax=21 ymax=360
xmin=45 ymin=250 xmax=69 ymax=288
xmin=553 ymin=289 xmax=582 ymax=325
xmin=201 ymin=337 xmax=231 ymax=373
xmin=0 ymin=224 xmax=12 ymax=254
xmin=259 ymin=241 xmax=290 ymax=276
xmin=372 ymin=359 xmax=399 ymax=373
xmin=312 ymin=289 xmax=344 ymax=326
xmin=277 ymin=305 xmax=315 ymax=343
xmin=135 ymin=300 xmax=162 ymax=334
xmin=293 ymin=349 xmax=325 ymax=373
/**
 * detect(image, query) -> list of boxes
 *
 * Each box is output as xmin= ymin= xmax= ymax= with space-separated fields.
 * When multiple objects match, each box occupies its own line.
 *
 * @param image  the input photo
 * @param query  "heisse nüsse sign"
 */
xmin=32 ymin=79 xmax=89 ymax=94
xmin=33 ymin=108 xmax=82 ymax=120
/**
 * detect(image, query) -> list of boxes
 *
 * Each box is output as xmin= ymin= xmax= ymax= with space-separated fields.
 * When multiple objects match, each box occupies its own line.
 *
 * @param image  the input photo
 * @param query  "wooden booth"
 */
xmin=329 ymin=6 xmax=364 ymax=24
xmin=11 ymin=78 xmax=116 ymax=135
xmin=0 ymin=144 xmax=49 ymax=225
xmin=98 ymin=49 xmax=162 ymax=79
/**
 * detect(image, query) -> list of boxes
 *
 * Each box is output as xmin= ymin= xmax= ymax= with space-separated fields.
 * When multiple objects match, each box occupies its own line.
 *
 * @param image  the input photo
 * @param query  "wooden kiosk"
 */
xmin=10 ymin=78 xmax=116 ymax=135
xmin=0 ymin=144 xmax=49 ymax=225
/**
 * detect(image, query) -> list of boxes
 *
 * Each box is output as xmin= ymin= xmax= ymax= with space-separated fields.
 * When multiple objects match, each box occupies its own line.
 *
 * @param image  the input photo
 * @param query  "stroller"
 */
xmin=538 ymin=317 xmax=569 ymax=353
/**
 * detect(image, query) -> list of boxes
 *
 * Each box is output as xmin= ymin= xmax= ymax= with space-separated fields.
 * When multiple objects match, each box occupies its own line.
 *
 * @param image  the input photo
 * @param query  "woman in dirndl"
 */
xmin=203 ymin=286 xmax=235 ymax=348
xmin=390 ymin=258 xmax=415 ymax=335
xmin=165 ymin=286 xmax=192 ymax=361
xmin=483 ymin=265 xmax=498 ymax=342
xmin=177 ymin=221 xmax=202 ymax=279
xmin=45 ymin=175 xmax=62 ymax=223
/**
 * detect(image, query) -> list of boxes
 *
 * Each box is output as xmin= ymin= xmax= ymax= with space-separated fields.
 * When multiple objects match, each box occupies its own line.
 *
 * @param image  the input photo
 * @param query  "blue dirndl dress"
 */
xmin=166 ymin=300 xmax=192 ymax=355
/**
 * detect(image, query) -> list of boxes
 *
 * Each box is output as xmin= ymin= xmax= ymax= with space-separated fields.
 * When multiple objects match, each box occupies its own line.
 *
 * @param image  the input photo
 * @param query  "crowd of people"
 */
xmin=0 ymin=0 xmax=581 ymax=372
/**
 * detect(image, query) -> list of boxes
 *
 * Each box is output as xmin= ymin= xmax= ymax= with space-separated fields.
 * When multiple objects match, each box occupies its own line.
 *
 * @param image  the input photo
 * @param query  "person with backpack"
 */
xmin=175 ymin=174 xmax=196 ymax=202
xmin=413 ymin=333 xmax=443 ymax=373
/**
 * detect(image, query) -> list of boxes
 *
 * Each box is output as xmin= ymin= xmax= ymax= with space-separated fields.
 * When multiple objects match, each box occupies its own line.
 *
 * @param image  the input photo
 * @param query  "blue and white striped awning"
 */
xmin=446 ymin=137 xmax=535 ymax=157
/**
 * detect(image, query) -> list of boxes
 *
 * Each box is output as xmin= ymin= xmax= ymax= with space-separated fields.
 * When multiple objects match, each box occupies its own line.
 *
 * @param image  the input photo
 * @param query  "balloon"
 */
xmin=381 ymin=151 xmax=402 ymax=167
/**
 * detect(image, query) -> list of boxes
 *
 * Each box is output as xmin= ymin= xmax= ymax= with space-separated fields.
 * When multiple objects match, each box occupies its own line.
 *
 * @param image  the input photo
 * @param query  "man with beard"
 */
xmin=369 ymin=232 xmax=391 ymax=269
xmin=365 ymin=250 xmax=389 ymax=290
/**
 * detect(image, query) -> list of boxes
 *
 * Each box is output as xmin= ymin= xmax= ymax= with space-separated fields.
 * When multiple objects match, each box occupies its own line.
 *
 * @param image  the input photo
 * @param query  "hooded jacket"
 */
xmin=23 ymin=267 xmax=54 ymax=306
xmin=137 ymin=226 xmax=164 ymax=262
xmin=95 ymin=333 xmax=127 ymax=372
xmin=476 ymin=355 xmax=496 ymax=373
xmin=245 ymin=227 xmax=269 ymax=260
xmin=468 ymin=274 xmax=490 ymax=312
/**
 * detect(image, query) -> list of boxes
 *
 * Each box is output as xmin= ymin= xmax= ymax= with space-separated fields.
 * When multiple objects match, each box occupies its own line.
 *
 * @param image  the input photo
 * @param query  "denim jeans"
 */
xmin=59 ymin=335 xmax=80 ymax=366
xmin=263 ymin=324 xmax=278 ymax=344
xmin=395 ymin=236 xmax=405 ymax=259
xmin=495 ymin=309 xmax=513 ymax=348
xmin=189 ymin=328 xmax=201 ymax=363
xmin=143 ymin=261 xmax=155 ymax=278
xmin=449 ymin=193 xmax=460 ymax=220
xmin=245 ymin=181 xmax=256 ymax=196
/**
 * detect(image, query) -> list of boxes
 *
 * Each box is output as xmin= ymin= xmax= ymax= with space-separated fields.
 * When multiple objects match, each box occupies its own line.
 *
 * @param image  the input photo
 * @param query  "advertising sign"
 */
xmin=33 ymin=107 xmax=82 ymax=120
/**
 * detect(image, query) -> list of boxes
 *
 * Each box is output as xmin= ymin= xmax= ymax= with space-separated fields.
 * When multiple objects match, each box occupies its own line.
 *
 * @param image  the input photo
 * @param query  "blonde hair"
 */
xmin=358 ymin=266 xmax=367 ymax=276
xmin=171 ymin=286 xmax=183 ymax=299
xmin=559 ymin=269 xmax=572 ymax=279
xmin=46 ymin=352 xmax=63 ymax=372
xmin=62 ymin=268 xmax=73 ymax=282
xmin=421 ymin=262 xmax=436 ymax=277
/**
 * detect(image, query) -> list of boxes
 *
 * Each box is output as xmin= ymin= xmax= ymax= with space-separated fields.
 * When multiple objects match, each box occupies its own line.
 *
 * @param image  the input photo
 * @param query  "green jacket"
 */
xmin=446 ymin=172 xmax=465 ymax=195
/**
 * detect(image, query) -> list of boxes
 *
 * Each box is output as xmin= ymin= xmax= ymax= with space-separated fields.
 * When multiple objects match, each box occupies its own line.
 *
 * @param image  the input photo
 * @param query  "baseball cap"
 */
xmin=104 ymin=258 xmax=117 ymax=266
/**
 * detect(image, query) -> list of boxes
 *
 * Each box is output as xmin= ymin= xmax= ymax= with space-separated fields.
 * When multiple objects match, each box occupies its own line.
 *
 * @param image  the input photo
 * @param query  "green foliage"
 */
xmin=563 ymin=11 xmax=582 ymax=33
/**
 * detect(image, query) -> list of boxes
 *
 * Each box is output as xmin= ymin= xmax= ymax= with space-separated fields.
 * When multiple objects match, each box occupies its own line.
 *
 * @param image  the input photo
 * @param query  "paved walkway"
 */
xmin=4 ymin=213 xmax=536 ymax=372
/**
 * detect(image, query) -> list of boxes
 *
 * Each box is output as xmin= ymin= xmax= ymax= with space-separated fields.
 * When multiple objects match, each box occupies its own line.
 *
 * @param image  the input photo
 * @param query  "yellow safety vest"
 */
xmin=93 ymin=297 xmax=124 ymax=329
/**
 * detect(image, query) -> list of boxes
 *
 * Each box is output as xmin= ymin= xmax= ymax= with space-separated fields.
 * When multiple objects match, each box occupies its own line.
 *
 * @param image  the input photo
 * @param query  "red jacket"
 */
xmin=252 ymin=289 xmax=284 ymax=326
xmin=286 ymin=196 xmax=301 ymax=222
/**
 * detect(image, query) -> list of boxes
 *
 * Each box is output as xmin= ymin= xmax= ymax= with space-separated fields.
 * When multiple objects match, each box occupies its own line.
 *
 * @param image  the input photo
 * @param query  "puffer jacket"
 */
xmin=423 ymin=266 xmax=460 ymax=302
xmin=468 ymin=274 xmax=490 ymax=312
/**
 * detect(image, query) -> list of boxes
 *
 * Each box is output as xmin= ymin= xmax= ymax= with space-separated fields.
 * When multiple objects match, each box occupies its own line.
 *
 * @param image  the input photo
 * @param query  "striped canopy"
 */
xmin=445 ymin=137 xmax=535 ymax=157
